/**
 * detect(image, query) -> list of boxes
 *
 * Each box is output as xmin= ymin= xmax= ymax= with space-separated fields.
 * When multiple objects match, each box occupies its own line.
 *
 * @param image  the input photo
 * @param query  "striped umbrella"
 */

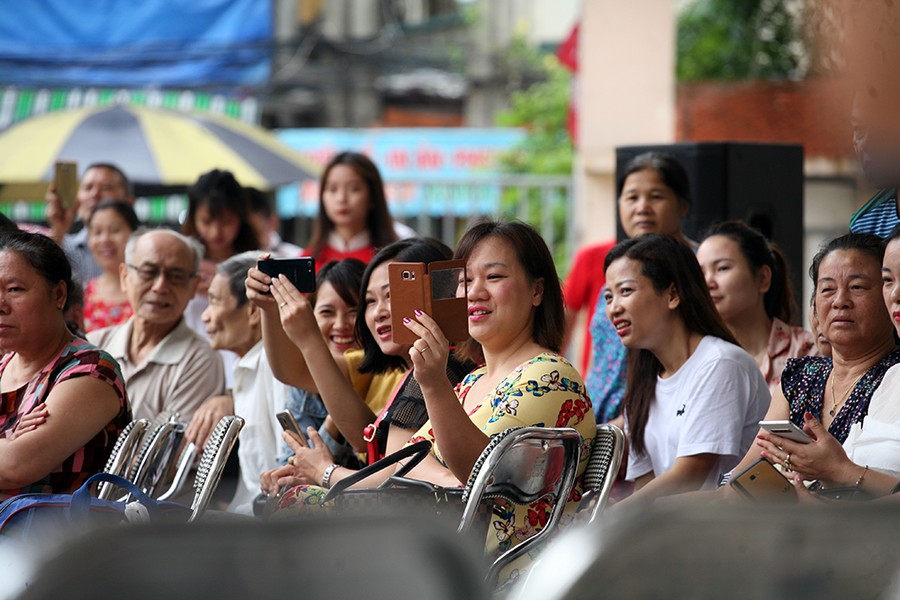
xmin=0 ymin=104 xmax=319 ymax=199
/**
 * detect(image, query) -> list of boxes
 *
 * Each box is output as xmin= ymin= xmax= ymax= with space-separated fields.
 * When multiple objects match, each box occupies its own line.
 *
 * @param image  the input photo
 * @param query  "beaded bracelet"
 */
xmin=855 ymin=465 xmax=869 ymax=489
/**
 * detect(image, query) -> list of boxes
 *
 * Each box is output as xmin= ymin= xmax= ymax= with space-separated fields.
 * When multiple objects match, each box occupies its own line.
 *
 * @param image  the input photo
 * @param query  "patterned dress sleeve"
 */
xmin=425 ymin=354 xmax=595 ymax=467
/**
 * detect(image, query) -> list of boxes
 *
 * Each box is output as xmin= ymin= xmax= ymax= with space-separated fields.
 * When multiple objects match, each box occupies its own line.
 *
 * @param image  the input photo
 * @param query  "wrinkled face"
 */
xmin=194 ymin=204 xmax=240 ymax=258
xmin=462 ymin=236 xmax=542 ymax=349
xmin=88 ymin=208 xmax=134 ymax=274
xmin=815 ymin=249 xmax=892 ymax=354
xmin=364 ymin=261 xmax=406 ymax=357
xmin=201 ymin=273 xmax=257 ymax=355
xmin=604 ymin=256 xmax=679 ymax=351
xmin=0 ymin=250 xmax=66 ymax=352
xmin=314 ymin=281 xmax=359 ymax=357
xmin=122 ymin=231 xmax=198 ymax=327
xmin=618 ymin=168 xmax=686 ymax=239
xmin=851 ymin=93 xmax=900 ymax=189
xmin=697 ymin=235 xmax=769 ymax=322
xmin=76 ymin=167 xmax=129 ymax=223
xmin=322 ymin=164 xmax=370 ymax=235
xmin=881 ymin=238 xmax=900 ymax=338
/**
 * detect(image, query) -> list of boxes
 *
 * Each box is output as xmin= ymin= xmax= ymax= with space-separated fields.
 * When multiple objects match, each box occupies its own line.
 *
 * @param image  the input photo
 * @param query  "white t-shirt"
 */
xmin=226 ymin=340 xmax=290 ymax=515
xmin=626 ymin=336 xmax=771 ymax=489
xmin=843 ymin=363 xmax=900 ymax=479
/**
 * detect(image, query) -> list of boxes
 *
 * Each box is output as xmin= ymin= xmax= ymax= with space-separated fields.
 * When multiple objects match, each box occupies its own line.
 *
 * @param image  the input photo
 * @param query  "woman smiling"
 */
xmin=604 ymin=235 xmax=769 ymax=503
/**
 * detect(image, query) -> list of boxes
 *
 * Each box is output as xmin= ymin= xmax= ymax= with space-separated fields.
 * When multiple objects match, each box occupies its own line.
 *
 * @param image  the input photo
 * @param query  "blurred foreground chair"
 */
xmin=575 ymin=424 xmax=625 ymax=524
xmin=459 ymin=426 xmax=583 ymax=586
xmin=510 ymin=501 xmax=900 ymax=600
xmin=18 ymin=514 xmax=488 ymax=600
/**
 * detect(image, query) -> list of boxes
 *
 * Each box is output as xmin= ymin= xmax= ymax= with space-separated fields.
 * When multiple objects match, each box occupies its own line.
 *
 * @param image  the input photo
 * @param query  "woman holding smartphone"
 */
xmin=271 ymin=221 xmax=595 ymax=566
xmin=603 ymin=234 xmax=770 ymax=503
xmin=754 ymin=228 xmax=900 ymax=499
xmin=726 ymin=233 xmax=900 ymax=496
xmin=249 ymin=238 xmax=472 ymax=475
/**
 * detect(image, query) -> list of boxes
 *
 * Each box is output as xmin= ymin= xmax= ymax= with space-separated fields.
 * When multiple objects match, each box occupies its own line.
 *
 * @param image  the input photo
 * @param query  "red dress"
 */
xmin=83 ymin=279 xmax=134 ymax=333
xmin=562 ymin=240 xmax=616 ymax=372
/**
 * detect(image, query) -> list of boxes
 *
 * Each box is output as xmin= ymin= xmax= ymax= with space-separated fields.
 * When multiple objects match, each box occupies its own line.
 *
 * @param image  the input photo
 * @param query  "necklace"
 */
xmin=829 ymin=371 xmax=863 ymax=417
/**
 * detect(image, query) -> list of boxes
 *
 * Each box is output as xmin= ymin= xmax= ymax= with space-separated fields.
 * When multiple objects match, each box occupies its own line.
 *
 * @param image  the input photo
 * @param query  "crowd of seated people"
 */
xmin=6 ymin=147 xmax=900 ymax=592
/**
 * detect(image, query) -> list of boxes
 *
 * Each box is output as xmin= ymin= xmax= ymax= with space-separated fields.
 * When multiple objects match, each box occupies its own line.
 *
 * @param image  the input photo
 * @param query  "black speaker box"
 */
xmin=615 ymin=142 xmax=805 ymax=321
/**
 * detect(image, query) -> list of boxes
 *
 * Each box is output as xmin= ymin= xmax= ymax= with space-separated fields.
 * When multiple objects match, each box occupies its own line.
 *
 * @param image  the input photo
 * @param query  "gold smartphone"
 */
xmin=54 ymin=161 xmax=78 ymax=210
xmin=730 ymin=457 xmax=796 ymax=502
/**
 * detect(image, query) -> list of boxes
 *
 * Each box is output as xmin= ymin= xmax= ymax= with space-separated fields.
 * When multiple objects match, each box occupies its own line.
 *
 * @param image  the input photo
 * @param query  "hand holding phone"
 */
xmin=257 ymin=257 xmax=316 ymax=293
xmin=759 ymin=420 xmax=812 ymax=444
xmin=276 ymin=410 xmax=308 ymax=446
xmin=389 ymin=260 xmax=468 ymax=344
xmin=54 ymin=161 xmax=78 ymax=211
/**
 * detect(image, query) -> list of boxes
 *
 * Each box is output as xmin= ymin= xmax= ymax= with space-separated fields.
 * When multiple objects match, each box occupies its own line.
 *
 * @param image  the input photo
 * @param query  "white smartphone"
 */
xmin=759 ymin=420 xmax=812 ymax=444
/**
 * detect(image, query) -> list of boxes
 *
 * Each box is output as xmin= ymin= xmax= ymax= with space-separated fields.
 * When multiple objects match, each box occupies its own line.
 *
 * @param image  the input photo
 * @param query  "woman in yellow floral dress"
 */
xmin=275 ymin=221 xmax=595 ymax=563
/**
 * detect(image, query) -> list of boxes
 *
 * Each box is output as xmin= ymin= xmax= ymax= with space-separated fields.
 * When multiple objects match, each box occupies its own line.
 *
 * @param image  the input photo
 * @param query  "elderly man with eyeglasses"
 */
xmin=88 ymin=228 xmax=225 ymax=423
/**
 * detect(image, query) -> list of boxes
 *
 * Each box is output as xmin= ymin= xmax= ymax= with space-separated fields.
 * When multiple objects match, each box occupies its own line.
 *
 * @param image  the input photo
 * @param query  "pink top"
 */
xmin=761 ymin=318 xmax=819 ymax=394
xmin=83 ymin=278 xmax=133 ymax=333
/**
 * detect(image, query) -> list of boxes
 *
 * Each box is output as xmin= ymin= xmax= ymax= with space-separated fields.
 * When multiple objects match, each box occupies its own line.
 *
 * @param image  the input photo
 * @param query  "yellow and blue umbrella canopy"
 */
xmin=0 ymin=104 xmax=319 ymax=199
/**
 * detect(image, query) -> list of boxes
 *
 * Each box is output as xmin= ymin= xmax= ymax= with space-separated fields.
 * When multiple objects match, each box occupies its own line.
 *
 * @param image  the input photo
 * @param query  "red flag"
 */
xmin=556 ymin=22 xmax=579 ymax=145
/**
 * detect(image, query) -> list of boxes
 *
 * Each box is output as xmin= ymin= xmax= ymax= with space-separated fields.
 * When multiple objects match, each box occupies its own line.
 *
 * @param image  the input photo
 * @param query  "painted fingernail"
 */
xmin=403 ymin=317 xmax=411 ymax=324
xmin=414 ymin=309 xmax=423 ymax=316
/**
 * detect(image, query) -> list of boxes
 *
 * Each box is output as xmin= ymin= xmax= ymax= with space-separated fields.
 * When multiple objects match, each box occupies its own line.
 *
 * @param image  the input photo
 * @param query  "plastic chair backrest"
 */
xmin=188 ymin=415 xmax=244 ymax=521
xmin=577 ymin=424 xmax=624 ymax=523
xmin=96 ymin=418 xmax=150 ymax=500
xmin=459 ymin=426 xmax=583 ymax=585
xmin=127 ymin=420 xmax=185 ymax=497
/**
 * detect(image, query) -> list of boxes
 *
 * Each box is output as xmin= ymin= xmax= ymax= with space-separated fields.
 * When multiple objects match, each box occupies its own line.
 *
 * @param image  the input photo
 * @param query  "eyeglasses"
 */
xmin=127 ymin=263 xmax=197 ymax=286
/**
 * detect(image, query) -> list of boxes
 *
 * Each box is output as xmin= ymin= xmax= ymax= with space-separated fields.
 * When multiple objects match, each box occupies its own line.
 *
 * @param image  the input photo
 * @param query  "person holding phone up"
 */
xmin=44 ymin=163 xmax=135 ymax=286
xmin=251 ymin=238 xmax=473 ymax=494
xmin=725 ymin=233 xmax=900 ymax=499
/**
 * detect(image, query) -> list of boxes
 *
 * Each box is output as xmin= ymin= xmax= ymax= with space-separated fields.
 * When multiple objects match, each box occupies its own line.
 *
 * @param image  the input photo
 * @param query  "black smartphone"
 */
xmin=257 ymin=257 xmax=316 ymax=293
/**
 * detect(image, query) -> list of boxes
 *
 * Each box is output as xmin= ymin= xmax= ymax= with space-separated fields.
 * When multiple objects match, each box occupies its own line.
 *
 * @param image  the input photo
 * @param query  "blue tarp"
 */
xmin=0 ymin=0 xmax=271 ymax=87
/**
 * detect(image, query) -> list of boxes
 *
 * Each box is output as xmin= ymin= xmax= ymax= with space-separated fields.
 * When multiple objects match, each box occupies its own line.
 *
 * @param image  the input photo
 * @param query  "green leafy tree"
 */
xmin=496 ymin=56 xmax=573 ymax=175
xmin=495 ymin=53 xmax=574 ymax=271
xmin=677 ymin=0 xmax=809 ymax=81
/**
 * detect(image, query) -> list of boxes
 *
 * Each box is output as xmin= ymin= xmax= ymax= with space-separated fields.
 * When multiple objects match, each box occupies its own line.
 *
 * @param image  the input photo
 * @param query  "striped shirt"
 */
xmin=849 ymin=189 xmax=898 ymax=238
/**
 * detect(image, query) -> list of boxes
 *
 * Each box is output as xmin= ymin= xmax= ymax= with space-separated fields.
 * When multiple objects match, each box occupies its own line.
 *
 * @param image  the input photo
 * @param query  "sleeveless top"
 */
xmin=0 ymin=337 xmax=130 ymax=498
xmin=780 ymin=349 xmax=900 ymax=443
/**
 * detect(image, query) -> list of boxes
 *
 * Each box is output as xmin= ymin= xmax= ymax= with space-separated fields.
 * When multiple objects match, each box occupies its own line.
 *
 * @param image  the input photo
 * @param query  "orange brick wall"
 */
xmin=676 ymin=79 xmax=854 ymax=160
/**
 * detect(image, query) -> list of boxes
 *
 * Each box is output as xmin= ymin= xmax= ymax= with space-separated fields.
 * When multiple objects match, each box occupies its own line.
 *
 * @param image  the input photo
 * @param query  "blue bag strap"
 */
xmin=70 ymin=473 xmax=162 ymax=521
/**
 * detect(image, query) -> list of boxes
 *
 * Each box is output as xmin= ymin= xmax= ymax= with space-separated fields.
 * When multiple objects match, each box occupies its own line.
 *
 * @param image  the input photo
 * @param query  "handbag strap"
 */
xmin=69 ymin=472 xmax=163 ymax=521
xmin=322 ymin=440 xmax=431 ymax=503
xmin=364 ymin=370 xmax=415 ymax=465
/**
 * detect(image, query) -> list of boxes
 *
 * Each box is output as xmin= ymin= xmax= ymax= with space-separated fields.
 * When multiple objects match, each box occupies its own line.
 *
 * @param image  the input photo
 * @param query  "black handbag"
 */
xmin=323 ymin=441 xmax=482 ymax=524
